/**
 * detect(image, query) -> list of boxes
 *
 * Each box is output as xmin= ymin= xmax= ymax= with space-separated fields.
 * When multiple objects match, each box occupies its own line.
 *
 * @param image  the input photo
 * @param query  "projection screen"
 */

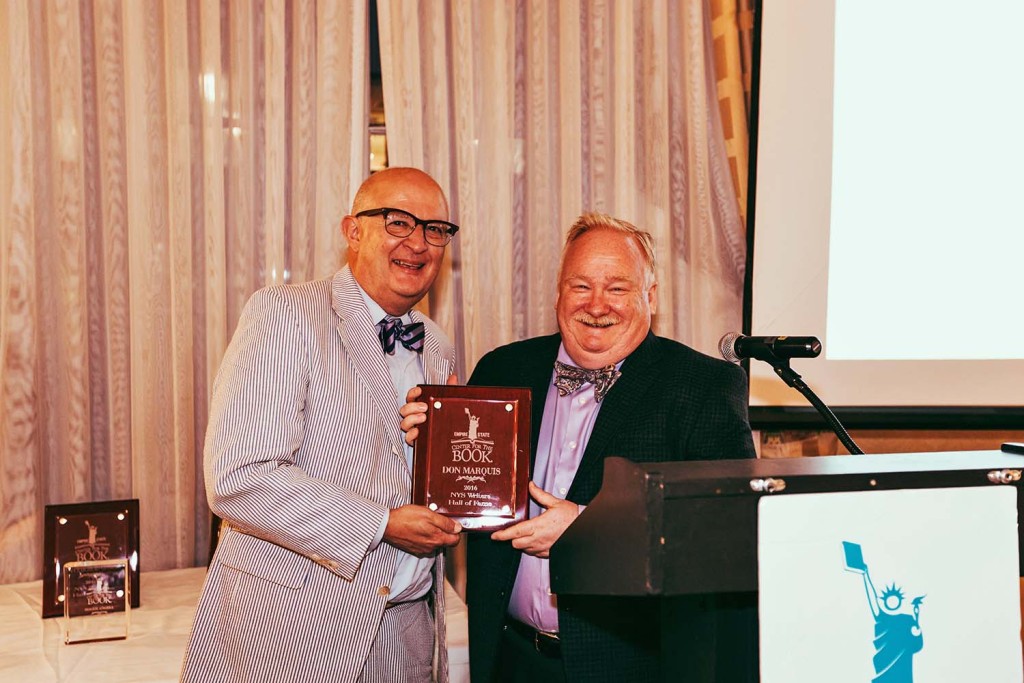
xmin=746 ymin=0 xmax=1024 ymax=426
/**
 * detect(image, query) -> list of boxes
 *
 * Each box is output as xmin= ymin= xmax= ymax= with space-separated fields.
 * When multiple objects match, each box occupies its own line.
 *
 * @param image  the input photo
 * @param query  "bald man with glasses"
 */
xmin=183 ymin=167 xmax=463 ymax=683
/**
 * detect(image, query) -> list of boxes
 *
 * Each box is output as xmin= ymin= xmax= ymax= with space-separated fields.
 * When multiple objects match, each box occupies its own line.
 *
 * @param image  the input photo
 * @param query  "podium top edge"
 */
xmin=606 ymin=450 xmax=1024 ymax=482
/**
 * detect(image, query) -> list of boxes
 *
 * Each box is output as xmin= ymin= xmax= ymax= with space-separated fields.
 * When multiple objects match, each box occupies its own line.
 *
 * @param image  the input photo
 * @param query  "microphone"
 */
xmin=719 ymin=333 xmax=822 ymax=363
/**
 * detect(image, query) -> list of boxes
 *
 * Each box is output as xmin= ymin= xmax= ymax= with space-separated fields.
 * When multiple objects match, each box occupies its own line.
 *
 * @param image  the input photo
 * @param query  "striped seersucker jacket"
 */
xmin=181 ymin=266 xmax=456 ymax=682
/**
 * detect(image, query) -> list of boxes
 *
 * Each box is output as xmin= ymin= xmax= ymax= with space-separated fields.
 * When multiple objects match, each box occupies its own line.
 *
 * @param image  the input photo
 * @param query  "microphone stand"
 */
xmin=760 ymin=353 xmax=864 ymax=455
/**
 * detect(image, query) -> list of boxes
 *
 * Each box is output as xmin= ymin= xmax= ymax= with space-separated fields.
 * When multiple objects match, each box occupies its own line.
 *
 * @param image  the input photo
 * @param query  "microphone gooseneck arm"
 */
xmin=762 ymin=354 xmax=864 ymax=456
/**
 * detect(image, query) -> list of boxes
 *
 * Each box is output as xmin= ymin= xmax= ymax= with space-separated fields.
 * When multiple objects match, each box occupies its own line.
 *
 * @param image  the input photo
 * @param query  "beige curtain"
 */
xmin=0 ymin=0 xmax=368 ymax=583
xmin=379 ymin=0 xmax=749 ymax=379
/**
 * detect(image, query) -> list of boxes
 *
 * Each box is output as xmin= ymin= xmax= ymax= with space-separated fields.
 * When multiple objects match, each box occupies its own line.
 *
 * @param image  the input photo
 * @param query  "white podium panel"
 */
xmin=759 ymin=486 xmax=1022 ymax=683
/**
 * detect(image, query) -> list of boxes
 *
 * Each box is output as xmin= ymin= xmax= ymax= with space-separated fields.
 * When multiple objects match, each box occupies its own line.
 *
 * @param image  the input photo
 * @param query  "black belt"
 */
xmin=505 ymin=619 xmax=561 ymax=658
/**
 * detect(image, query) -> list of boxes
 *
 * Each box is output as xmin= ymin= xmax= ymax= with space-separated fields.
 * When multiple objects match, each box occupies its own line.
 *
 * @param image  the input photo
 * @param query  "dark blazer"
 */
xmin=466 ymin=331 xmax=757 ymax=682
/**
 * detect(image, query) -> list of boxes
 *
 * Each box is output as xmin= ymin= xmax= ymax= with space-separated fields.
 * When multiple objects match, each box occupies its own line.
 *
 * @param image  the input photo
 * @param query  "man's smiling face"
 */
xmin=344 ymin=168 xmax=449 ymax=316
xmin=556 ymin=227 xmax=657 ymax=369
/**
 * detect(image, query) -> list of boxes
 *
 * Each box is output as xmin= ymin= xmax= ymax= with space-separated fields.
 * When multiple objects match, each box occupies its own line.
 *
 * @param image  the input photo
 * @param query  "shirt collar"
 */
xmin=555 ymin=343 xmax=626 ymax=372
xmin=355 ymin=282 xmax=412 ymax=326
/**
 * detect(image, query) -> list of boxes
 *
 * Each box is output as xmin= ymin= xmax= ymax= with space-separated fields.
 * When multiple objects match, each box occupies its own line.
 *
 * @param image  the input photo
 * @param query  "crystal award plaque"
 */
xmin=63 ymin=558 xmax=130 ymax=644
xmin=412 ymin=385 xmax=531 ymax=531
xmin=42 ymin=499 xmax=140 ymax=618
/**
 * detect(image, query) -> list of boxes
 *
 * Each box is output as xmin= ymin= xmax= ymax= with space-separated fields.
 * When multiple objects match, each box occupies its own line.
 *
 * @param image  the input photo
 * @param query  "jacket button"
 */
xmin=378 ymin=585 xmax=390 ymax=597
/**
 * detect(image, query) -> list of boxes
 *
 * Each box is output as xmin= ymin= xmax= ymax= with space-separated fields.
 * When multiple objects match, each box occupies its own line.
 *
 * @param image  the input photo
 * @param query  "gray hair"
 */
xmin=560 ymin=212 xmax=657 ymax=288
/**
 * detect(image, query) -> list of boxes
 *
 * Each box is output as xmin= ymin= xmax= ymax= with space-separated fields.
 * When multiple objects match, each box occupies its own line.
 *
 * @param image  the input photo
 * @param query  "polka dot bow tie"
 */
xmin=553 ymin=361 xmax=621 ymax=403
xmin=376 ymin=317 xmax=425 ymax=355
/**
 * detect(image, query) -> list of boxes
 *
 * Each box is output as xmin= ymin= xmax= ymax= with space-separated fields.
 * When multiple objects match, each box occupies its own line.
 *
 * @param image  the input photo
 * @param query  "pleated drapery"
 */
xmin=378 ymin=0 xmax=750 ymax=380
xmin=0 ymin=0 xmax=368 ymax=582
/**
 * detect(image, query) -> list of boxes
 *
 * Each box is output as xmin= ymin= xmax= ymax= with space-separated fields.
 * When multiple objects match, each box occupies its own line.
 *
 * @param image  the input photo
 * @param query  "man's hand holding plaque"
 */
xmin=402 ymin=381 xmax=531 ymax=531
xmin=489 ymin=482 xmax=580 ymax=558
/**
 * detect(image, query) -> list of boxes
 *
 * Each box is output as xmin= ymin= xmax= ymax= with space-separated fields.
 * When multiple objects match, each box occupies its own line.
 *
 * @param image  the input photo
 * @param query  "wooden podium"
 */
xmin=549 ymin=450 xmax=1024 ymax=682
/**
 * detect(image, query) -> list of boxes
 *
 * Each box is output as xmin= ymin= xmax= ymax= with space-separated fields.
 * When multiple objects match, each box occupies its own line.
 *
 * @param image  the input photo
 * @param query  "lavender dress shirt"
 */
xmin=506 ymin=345 xmax=622 ymax=632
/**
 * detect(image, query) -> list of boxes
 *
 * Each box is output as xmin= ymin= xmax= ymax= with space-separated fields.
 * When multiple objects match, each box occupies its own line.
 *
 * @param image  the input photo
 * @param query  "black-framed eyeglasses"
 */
xmin=355 ymin=208 xmax=460 ymax=247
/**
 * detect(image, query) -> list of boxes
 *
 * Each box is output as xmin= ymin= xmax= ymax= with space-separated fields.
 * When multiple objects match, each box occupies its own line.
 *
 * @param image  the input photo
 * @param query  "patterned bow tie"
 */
xmin=376 ymin=317 xmax=425 ymax=355
xmin=553 ymin=361 xmax=621 ymax=403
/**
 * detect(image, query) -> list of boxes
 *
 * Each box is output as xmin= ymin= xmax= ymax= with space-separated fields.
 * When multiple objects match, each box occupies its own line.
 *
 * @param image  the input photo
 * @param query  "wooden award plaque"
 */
xmin=412 ymin=385 xmax=531 ymax=531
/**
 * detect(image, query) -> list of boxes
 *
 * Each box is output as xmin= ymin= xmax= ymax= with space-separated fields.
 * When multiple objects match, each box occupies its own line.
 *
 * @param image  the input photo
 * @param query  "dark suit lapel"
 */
xmin=479 ymin=333 xmax=561 ymax=470
xmin=568 ymin=331 xmax=661 ymax=497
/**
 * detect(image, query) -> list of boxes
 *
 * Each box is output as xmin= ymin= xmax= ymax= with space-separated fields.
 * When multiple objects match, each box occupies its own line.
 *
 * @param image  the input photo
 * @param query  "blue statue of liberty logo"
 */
xmin=843 ymin=541 xmax=925 ymax=682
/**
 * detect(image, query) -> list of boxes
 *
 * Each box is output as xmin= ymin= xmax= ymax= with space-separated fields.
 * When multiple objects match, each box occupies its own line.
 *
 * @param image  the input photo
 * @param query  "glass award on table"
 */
xmin=63 ymin=558 xmax=130 ymax=644
xmin=42 ymin=499 xmax=140 ymax=618
xmin=412 ymin=385 xmax=531 ymax=531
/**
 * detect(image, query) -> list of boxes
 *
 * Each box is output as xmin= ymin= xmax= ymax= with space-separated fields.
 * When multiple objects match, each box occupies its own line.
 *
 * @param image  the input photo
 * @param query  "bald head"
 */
xmin=351 ymin=167 xmax=449 ymax=217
